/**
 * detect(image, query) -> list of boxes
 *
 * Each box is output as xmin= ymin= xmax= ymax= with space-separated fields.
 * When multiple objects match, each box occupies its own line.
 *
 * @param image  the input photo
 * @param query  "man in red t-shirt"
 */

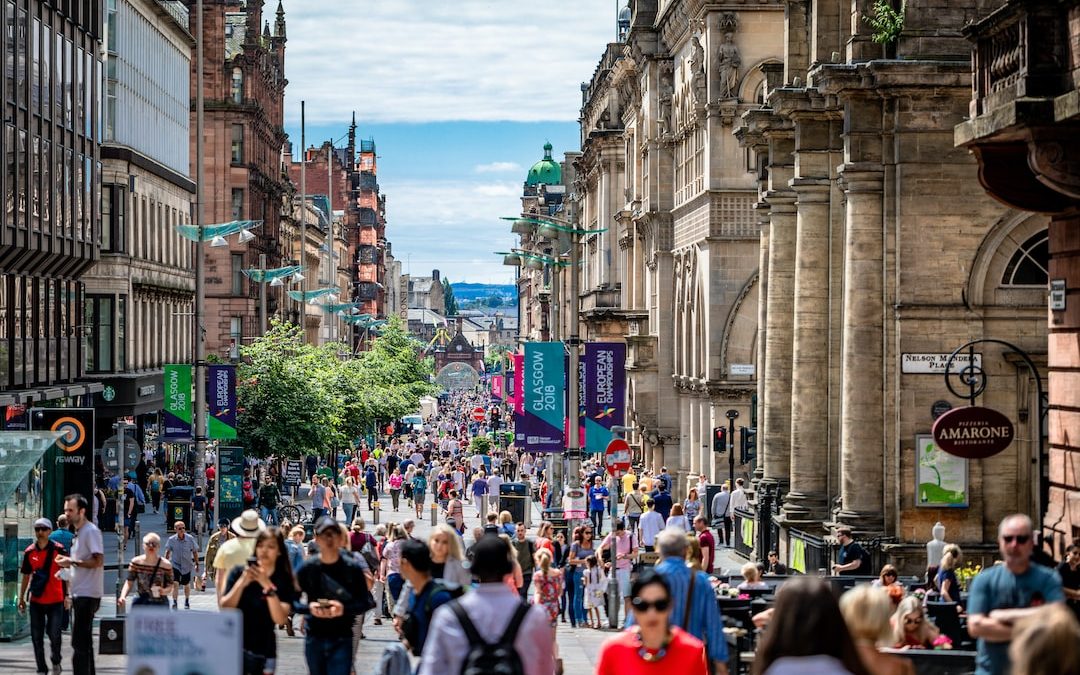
xmin=694 ymin=516 xmax=715 ymax=573
xmin=19 ymin=517 xmax=69 ymax=674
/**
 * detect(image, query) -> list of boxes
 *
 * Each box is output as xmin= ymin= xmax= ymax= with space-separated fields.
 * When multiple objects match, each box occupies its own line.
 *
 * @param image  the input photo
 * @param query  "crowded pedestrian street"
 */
xmin=4 ymin=1 xmax=1080 ymax=675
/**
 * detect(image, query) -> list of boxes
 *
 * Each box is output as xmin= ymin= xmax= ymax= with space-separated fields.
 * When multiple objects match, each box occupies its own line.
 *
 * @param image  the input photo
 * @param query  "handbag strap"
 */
xmin=682 ymin=571 xmax=696 ymax=628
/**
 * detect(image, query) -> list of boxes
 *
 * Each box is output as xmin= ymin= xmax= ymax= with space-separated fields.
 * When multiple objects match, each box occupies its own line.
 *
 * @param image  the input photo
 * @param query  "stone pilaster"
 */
xmin=754 ymin=211 xmax=770 ymax=483
xmin=837 ymin=165 xmax=886 ymax=532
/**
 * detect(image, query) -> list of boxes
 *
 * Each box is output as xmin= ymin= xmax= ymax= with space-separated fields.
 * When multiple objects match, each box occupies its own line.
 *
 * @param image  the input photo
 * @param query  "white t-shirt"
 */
xmin=487 ymin=475 xmax=503 ymax=497
xmin=70 ymin=521 xmax=104 ymax=598
xmin=638 ymin=511 xmax=665 ymax=547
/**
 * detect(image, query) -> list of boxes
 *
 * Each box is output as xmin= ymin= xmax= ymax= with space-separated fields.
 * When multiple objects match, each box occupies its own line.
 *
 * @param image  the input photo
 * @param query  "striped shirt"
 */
xmin=628 ymin=557 xmax=728 ymax=663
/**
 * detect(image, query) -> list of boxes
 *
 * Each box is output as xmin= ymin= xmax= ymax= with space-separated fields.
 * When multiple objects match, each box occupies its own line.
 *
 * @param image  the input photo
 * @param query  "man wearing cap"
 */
xmin=295 ymin=517 xmax=374 ymax=675
xmin=54 ymin=494 xmax=104 ymax=675
xmin=20 ymin=518 xmax=68 ymax=675
xmin=203 ymin=518 xmax=234 ymax=589
xmin=213 ymin=510 xmax=265 ymax=604
xmin=164 ymin=521 xmax=200 ymax=609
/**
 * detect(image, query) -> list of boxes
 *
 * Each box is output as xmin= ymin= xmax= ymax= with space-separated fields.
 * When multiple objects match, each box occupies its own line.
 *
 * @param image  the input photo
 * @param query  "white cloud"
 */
xmin=381 ymin=177 xmax=521 ymax=282
xmin=282 ymin=1 xmax=617 ymax=124
xmin=474 ymin=161 xmax=522 ymax=174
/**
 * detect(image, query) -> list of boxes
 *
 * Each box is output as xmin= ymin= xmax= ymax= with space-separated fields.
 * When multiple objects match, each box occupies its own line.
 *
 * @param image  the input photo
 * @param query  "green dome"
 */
xmin=525 ymin=142 xmax=562 ymax=186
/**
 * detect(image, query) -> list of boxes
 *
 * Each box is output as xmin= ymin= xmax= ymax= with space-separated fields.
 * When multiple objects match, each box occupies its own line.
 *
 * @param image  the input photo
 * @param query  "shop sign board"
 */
xmin=931 ymin=406 xmax=1014 ymax=459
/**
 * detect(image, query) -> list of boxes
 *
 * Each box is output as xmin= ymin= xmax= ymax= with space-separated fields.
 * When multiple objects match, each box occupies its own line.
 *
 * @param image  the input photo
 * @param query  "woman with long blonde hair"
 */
xmin=428 ymin=523 xmax=471 ymax=589
xmin=891 ymin=595 xmax=939 ymax=649
xmin=935 ymin=544 xmax=963 ymax=603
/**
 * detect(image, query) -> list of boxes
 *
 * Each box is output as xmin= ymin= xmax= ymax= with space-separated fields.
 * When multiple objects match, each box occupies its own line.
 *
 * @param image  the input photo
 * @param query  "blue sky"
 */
xmin=280 ymin=2 xmax=622 ymax=283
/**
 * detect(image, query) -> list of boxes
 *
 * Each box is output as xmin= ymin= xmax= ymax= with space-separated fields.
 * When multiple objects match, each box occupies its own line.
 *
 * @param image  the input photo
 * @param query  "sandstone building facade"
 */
xmin=740 ymin=0 xmax=1048 ymax=568
xmin=188 ymin=0 xmax=288 ymax=357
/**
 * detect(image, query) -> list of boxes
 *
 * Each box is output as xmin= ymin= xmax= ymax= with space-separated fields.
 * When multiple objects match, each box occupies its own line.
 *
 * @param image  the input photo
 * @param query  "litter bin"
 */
xmin=166 ymin=486 xmax=195 ymax=532
xmin=499 ymin=482 xmax=530 ymax=525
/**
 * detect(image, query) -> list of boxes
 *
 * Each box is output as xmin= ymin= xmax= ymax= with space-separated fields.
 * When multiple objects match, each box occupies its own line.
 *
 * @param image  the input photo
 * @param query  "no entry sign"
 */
xmin=605 ymin=438 xmax=631 ymax=476
xmin=472 ymin=407 xmax=486 ymax=422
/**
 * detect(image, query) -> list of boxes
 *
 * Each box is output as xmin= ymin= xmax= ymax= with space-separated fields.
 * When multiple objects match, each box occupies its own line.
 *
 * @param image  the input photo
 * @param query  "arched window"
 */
xmin=231 ymin=67 xmax=243 ymax=104
xmin=1001 ymin=230 xmax=1048 ymax=286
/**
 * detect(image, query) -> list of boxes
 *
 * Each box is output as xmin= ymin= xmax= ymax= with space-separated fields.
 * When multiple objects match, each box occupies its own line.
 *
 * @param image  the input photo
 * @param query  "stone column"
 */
xmin=784 ymin=114 xmax=834 ymax=521
xmin=761 ymin=190 xmax=796 ymax=485
xmin=837 ymin=166 xmax=885 ymax=532
xmin=687 ymin=395 xmax=699 ymax=475
xmin=754 ymin=211 xmax=770 ymax=485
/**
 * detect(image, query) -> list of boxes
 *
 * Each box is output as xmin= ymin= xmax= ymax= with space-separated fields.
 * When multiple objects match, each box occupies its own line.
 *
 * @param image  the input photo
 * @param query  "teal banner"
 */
xmin=522 ymin=342 xmax=565 ymax=453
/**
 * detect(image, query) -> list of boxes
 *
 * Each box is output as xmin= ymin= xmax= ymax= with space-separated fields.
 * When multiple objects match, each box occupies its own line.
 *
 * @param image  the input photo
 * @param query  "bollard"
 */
xmin=430 ymin=501 xmax=437 ymax=526
xmin=372 ymin=501 xmax=379 ymax=525
xmin=480 ymin=493 xmax=488 ymax=522
xmin=607 ymin=567 xmax=620 ymax=628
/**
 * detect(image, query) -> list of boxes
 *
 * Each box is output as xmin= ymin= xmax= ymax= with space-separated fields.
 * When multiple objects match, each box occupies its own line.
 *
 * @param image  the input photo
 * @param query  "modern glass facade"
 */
xmin=103 ymin=0 xmax=188 ymax=175
xmin=0 ymin=0 xmax=102 ymax=637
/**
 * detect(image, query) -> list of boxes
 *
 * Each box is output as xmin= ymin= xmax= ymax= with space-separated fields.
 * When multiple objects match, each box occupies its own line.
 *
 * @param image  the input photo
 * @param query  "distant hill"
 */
xmin=451 ymin=283 xmax=517 ymax=302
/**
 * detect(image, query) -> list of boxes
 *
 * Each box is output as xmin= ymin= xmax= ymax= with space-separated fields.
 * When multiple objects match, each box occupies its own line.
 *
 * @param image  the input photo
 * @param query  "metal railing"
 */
xmin=789 ymin=527 xmax=827 ymax=574
xmin=732 ymin=507 xmax=755 ymax=559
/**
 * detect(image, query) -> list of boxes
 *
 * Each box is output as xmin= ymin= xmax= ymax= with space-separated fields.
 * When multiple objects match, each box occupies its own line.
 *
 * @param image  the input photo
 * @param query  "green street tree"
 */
xmin=236 ymin=317 xmax=437 ymax=459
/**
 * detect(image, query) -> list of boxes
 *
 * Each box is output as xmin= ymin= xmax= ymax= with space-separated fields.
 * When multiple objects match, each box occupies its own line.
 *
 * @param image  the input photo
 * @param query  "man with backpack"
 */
xmin=397 ymin=540 xmax=455 ymax=656
xmin=419 ymin=534 xmax=553 ymax=675
xmin=19 ymin=518 xmax=68 ymax=675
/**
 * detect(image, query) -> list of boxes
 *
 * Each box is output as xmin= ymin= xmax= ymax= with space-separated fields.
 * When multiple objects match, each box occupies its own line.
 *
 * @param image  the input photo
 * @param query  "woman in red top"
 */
xmin=595 ymin=570 xmax=707 ymax=675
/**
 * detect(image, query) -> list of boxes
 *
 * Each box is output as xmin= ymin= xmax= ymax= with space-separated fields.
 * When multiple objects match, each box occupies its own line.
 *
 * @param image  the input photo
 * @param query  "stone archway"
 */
xmin=435 ymin=362 xmax=480 ymax=390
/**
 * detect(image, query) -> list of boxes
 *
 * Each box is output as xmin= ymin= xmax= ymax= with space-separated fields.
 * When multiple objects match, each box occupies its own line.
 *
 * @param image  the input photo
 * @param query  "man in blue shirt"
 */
xmin=627 ymin=528 xmax=728 ymax=674
xmin=968 ymin=514 xmax=1064 ymax=675
xmin=650 ymin=484 xmax=673 ymax=522
xmin=587 ymin=476 xmax=609 ymax=535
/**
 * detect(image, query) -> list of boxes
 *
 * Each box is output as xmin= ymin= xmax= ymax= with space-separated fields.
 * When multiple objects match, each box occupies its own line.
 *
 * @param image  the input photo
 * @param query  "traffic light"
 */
xmin=740 ymin=427 xmax=757 ymax=464
xmin=713 ymin=426 xmax=727 ymax=453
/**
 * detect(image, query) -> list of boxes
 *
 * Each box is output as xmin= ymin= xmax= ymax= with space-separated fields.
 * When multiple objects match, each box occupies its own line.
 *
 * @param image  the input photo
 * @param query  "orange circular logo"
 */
xmin=51 ymin=417 xmax=86 ymax=453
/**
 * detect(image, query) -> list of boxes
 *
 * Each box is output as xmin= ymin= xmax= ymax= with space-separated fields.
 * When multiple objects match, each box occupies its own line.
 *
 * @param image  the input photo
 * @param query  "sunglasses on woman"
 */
xmin=631 ymin=597 xmax=671 ymax=612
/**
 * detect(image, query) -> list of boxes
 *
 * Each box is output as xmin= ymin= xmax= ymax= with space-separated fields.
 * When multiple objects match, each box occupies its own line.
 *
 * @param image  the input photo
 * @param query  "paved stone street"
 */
xmin=0 ymin=486 xmax=745 ymax=674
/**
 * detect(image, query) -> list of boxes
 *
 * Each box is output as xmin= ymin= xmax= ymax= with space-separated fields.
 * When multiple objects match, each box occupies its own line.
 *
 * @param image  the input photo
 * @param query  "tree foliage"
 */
xmin=443 ymin=278 xmax=459 ymax=316
xmin=864 ymin=0 xmax=904 ymax=45
xmin=236 ymin=317 xmax=437 ymax=458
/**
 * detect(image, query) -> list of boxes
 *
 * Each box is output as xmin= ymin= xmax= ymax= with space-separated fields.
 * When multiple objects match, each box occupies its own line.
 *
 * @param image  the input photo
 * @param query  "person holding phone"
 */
xmin=295 ymin=517 xmax=374 ymax=675
xmin=221 ymin=528 xmax=296 ymax=675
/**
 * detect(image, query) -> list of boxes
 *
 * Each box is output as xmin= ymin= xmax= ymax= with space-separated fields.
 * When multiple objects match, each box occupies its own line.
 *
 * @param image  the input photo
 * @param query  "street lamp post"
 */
xmin=193 ymin=0 xmax=207 ymax=494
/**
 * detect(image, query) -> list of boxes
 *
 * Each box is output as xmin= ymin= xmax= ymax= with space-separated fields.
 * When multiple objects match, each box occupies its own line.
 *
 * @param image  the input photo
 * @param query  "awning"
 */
xmin=0 ymin=431 xmax=62 ymax=509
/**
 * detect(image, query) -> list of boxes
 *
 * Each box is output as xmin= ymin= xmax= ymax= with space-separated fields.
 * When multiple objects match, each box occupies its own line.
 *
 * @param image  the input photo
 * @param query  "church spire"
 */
xmin=274 ymin=0 xmax=286 ymax=40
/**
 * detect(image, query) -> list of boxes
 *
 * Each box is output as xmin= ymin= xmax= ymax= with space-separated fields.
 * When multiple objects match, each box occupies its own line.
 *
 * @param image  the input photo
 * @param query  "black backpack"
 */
xmin=450 ymin=600 xmax=529 ymax=675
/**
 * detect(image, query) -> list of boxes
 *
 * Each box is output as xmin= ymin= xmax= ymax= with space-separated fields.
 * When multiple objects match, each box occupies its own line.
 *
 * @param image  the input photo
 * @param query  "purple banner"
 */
xmin=207 ymin=364 xmax=238 ymax=439
xmin=584 ymin=342 xmax=626 ymax=453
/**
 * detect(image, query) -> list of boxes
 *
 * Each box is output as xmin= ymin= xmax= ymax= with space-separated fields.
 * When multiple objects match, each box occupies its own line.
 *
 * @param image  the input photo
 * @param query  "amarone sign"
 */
xmin=931 ymin=405 xmax=1014 ymax=459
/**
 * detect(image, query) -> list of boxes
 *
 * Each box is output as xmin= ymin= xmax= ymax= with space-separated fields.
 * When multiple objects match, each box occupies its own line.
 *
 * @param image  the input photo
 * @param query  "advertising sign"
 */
xmin=283 ymin=459 xmax=303 ymax=487
xmin=207 ymin=364 xmax=237 ymax=439
xmin=915 ymin=433 xmax=969 ymax=507
xmin=522 ymin=342 xmax=565 ymax=452
xmin=217 ymin=445 xmax=245 ymax=522
xmin=162 ymin=364 xmax=193 ymax=440
xmin=584 ymin=343 xmax=626 ymax=454
xmin=931 ymin=405 xmax=1014 ymax=459
xmin=32 ymin=408 xmax=94 ymax=520
xmin=563 ymin=487 xmax=587 ymax=519
xmin=126 ymin=608 xmax=241 ymax=675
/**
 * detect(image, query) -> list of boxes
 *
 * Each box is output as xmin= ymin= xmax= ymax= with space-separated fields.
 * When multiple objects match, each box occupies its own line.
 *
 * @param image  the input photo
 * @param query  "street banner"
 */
xmin=217 ymin=445 xmax=245 ymax=523
xmin=207 ymin=364 xmax=238 ymax=439
xmin=522 ymin=342 xmax=565 ymax=452
xmin=126 ymin=608 xmax=241 ymax=675
xmin=162 ymin=364 xmax=193 ymax=440
xmin=512 ymin=353 xmax=524 ymax=414
xmin=563 ymin=355 xmax=586 ymax=447
xmin=32 ymin=408 xmax=94 ymax=520
xmin=491 ymin=374 xmax=504 ymax=401
xmin=584 ymin=342 xmax=627 ymax=453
